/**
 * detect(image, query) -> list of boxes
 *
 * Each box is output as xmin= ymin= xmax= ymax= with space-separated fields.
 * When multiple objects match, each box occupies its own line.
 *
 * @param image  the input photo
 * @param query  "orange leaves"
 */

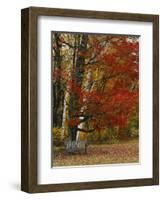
xmin=111 ymin=89 xmax=138 ymax=109
xmin=103 ymin=54 xmax=117 ymax=66
xmin=60 ymin=36 xmax=65 ymax=43
xmin=110 ymin=114 xmax=127 ymax=128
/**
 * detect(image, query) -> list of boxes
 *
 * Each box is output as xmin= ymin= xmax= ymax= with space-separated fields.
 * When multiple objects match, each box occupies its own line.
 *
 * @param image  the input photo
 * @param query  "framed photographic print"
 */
xmin=21 ymin=7 xmax=159 ymax=193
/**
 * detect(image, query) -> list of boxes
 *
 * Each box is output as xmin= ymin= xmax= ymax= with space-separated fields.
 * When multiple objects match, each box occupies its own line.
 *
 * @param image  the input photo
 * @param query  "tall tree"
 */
xmin=68 ymin=34 xmax=88 ymax=141
xmin=52 ymin=33 xmax=64 ymax=128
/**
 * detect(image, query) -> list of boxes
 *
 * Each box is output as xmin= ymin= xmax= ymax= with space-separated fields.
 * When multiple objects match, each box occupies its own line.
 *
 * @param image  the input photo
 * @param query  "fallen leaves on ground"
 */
xmin=53 ymin=138 xmax=139 ymax=167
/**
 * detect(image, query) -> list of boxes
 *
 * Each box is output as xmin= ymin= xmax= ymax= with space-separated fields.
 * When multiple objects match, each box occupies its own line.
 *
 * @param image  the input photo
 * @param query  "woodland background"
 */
xmin=52 ymin=32 xmax=139 ymax=166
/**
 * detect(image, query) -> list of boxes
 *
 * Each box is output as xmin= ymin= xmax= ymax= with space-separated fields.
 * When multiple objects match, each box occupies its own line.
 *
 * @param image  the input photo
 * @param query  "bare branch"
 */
xmin=77 ymin=128 xmax=95 ymax=133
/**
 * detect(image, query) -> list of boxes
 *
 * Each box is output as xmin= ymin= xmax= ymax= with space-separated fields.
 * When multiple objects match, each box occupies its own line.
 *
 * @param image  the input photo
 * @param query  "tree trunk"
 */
xmin=61 ymin=79 xmax=71 ymax=139
xmin=69 ymin=34 xmax=88 ymax=142
xmin=76 ymin=68 xmax=93 ymax=141
xmin=52 ymin=33 xmax=63 ymax=128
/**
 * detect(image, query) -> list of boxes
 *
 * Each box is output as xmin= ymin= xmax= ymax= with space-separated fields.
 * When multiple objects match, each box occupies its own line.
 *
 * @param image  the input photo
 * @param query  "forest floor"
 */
xmin=53 ymin=138 xmax=139 ymax=167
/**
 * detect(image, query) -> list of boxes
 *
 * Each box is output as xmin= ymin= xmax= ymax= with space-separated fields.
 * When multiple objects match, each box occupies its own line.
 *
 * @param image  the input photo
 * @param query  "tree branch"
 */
xmin=58 ymin=37 xmax=81 ymax=49
xmin=77 ymin=128 xmax=95 ymax=133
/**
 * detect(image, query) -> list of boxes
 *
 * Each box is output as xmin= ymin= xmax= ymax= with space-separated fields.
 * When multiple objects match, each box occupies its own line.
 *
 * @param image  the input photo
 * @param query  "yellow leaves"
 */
xmin=118 ymin=58 xmax=126 ymax=65
xmin=104 ymin=76 xmax=117 ymax=91
xmin=65 ymin=119 xmax=69 ymax=127
xmin=79 ymin=132 xmax=87 ymax=141
xmin=92 ymin=68 xmax=99 ymax=81
xmin=107 ymin=47 xmax=117 ymax=54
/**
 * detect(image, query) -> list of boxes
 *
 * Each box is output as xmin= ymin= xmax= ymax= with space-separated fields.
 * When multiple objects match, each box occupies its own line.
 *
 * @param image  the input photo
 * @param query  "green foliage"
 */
xmin=126 ymin=111 xmax=139 ymax=138
xmin=53 ymin=127 xmax=65 ymax=146
xmin=88 ymin=128 xmax=119 ymax=144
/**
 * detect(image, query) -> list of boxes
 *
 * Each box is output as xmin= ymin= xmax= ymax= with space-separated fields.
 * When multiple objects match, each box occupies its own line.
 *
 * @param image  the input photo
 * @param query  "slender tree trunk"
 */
xmin=52 ymin=33 xmax=63 ymax=128
xmin=61 ymin=76 xmax=71 ymax=139
xmin=61 ymin=35 xmax=77 ymax=139
xmin=69 ymin=34 xmax=88 ymax=142
xmin=76 ymin=68 xmax=93 ymax=141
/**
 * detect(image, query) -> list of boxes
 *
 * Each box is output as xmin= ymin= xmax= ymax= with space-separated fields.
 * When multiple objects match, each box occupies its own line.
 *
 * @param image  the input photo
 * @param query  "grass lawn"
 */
xmin=53 ymin=138 xmax=139 ymax=167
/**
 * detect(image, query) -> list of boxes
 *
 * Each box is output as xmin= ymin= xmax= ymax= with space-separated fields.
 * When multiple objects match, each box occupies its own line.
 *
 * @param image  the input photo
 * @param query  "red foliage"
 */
xmin=61 ymin=36 xmax=139 ymax=132
xmin=68 ymin=118 xmax=80 ymax=127
xmin=53 ymin=68 xmax=61 ymax=79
